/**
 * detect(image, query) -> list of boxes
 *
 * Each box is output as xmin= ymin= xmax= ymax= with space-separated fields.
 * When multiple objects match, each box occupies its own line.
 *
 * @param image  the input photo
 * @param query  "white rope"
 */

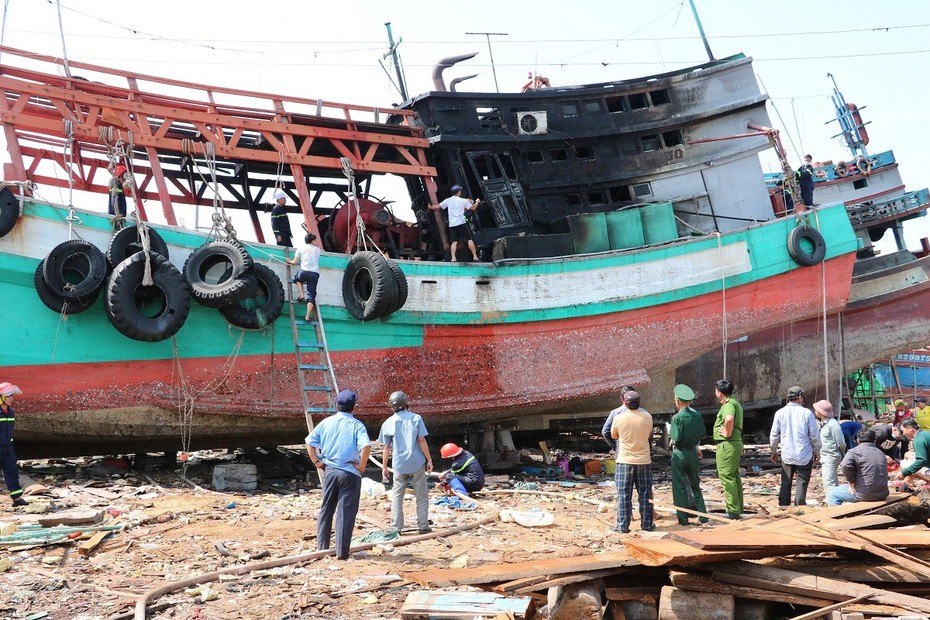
xmin=63 ymin=120 xmax=79 ymax=238
xmin=339 ymin=157 xmax=384 ymax=254
xmin=714 ymin=232 xmax=728 ymax=377
xmin=181 ymin=140 xmax=237 ymax=241
xmin=812 ymin=209 xmax=830 ymax=403
xmin=54 ymin=0 xmax=72 ymax=78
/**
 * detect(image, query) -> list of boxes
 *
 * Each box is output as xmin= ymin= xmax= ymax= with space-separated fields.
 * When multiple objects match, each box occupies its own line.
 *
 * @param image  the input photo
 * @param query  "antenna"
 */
xmin=827 ymin=72 xmax=869 ymax=158
xmin=383 ymin=22 xmax=408 ymax=101
xmin=466 ymin=32 xmax=508 ymax=93
xmin=687 ymin=0 xmax=715 ymax=62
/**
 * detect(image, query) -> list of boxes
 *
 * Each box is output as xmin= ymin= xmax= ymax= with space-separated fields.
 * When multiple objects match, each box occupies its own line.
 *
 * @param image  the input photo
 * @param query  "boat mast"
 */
xmin=688 ymin=0 xmax=716 ymax=62
xmin=383 ymin=22 xmax=408 ymax=102
xmin=828 ymin=72 xmax=869 ymax=159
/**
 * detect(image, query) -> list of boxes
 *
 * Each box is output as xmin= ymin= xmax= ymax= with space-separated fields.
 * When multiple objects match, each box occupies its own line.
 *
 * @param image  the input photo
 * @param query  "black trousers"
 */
xmin=317 ymin=467 xmax=362 ymax=559
xmin=778 ymin=459 xmax=813 ymax=507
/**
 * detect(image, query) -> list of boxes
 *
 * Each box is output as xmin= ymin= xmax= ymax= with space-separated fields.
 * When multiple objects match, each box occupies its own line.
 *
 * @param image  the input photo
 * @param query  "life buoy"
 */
xmin=183 ymin=239 xmax=256 ymax=308
xmin=787 ymin=226 xmax=826 ymax=267
xmin=0 ymin=186 xmax=22 ymax=238
xmin=107 ymin=225 xmax=170 ymax=268
xmin=105 ymin=252 xmax=191 ymax=342
xmin=342 ymin=251 xmax=399 ymax=321
xmin=219 ymin=263 xmax=285 ymax=330
xmin=34 ymin=259 xmax=99 ymax=315
xmin=42 ymin=239 xmax=108 ymax=299
xmin=855 ymin=156 xmax=872 ymax=176
xmin=385 ymin=259 xmax=408 ymax=314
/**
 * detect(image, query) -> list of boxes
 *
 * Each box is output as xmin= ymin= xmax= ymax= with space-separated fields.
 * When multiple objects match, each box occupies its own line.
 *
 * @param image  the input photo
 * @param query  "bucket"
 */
xmin=604 ymin=459 xmax=616 ymax=475
xmin=584 ymin=460 xmax=604 ymax=477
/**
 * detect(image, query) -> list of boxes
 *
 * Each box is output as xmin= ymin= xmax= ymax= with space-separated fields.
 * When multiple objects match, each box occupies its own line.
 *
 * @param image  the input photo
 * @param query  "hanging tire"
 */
xmin=107 ymin=226 xmax=170 ymax=268
xmin=183 ymin=239 xmax=255 ymax=308
xmin=787 ymin=225 xmax=826 ymax=267
xmin=42 ymin=239 xmax=108 ymax=299
xmin=385 ymin=259 xmax=408 ymax=314
xmin=0 ymin=187 xmax=22 ymax=238
xmin=105 ymin=252 xmax=191 ymax=342
xmin=219 ymin=263 xmax=285 ymax=330
xmin=342 ymin=251 xmax=399 ymax=321
xmin=34 ymin=259 xmax=99 ymax=315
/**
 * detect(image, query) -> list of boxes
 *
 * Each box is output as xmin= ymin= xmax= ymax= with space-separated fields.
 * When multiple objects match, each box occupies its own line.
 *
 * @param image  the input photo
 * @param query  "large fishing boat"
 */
xmin=0 ymin=46 xmax=859 ymax=457
xmin=675 ymin=78 xmax=929 ymax=432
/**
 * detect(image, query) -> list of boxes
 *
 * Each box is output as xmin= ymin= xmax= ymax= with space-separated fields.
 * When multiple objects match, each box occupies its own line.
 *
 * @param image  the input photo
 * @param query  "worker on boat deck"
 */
xmin=429 ymin=184 xmax=481 ymax=262
xmin=774 ymin=180 xmax=794 ymax=215
xmin=437 ymin=443 xmax=484 ymax=497
xmin=915 ymin=396 xmax=930 ymax=430
xmin=107 ymin=162 xmax=131 ymax=218
xmin=712 ymin=379 xmax=744 ymax=520
xmin=770 ymin=385 xmax=821 ymax=508
xmin=269 ymin=189 xmax=293 ymax=247
xmin=0 ymin=382 xmax=28 ymax=507
xmin=897 ymin=418 xmax=930 ymax=488
xmin=601 ymin=385 xmax=636 ymax=451
xmin=306 ymin=388 xmax=371 ymax=560
xmin=610 ymin=390 xmax=655 ymax=533
xmin=379 ymin=391 xmax=433 ymax=535
xmin=796 ymin=154 xmax=816 ymax=209
xmin=813 ymin=400 xmax=846 ymax=495
xmin=669 ymin=384 xmax=708 ymax=526
xmin=286 ymin=233 xmax=321 ymax=322
xmin=826 ymin=428 xmax=889 ymax=506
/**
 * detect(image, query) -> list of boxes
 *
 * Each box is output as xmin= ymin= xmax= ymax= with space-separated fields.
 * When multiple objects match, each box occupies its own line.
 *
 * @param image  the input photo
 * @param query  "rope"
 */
xmin=62 ymin=120 xmax=79 ymax=238
xmin=812 ymin=208 xmax=830 ymax=403
xmin=339 ymin=157 xmax=384 ymax=254
xmin=714 ymin=232 xmax=728 ymax=377
xmin=181 ymin=140 xmax=237 ymax=242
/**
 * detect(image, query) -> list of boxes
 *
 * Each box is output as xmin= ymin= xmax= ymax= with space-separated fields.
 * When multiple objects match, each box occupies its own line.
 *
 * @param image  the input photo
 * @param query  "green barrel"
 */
xmin=640 ymin=202 xmax=679 ymax=244
xmin=606 ymin=209 xmax=646 ymax=250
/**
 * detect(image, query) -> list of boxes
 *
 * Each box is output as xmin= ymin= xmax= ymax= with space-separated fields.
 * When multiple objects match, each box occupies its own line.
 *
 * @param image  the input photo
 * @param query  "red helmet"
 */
xmin=114 ymin=164 xmax=127 ymax=176
xmin=440 ymin=443 xmax=463 ymax=458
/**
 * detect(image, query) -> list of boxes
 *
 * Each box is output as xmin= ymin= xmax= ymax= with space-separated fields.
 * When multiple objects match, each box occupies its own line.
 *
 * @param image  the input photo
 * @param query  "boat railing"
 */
xmin=846 ymin=188 xmax=930 ymax=226
xmin=764 ymin=150 xmax=895 ymax=187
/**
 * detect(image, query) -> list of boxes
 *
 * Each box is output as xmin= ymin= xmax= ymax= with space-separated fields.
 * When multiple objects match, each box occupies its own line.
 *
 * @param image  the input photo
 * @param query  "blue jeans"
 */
xmin=827 ymin=484 xmax=857 ymax=506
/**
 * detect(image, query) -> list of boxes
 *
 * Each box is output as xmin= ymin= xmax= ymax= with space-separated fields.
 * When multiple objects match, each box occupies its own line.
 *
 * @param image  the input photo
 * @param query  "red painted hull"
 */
xmin=11 ymin=254 xmax=855 ymax=456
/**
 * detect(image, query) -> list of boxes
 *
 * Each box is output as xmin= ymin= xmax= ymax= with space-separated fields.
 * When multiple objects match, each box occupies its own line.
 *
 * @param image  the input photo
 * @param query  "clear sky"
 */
xmin=2 ymin=0 xmax=929 ymax=250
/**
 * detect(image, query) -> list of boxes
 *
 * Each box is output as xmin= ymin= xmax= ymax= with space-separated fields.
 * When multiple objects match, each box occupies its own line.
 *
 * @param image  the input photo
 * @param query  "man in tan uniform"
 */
xmin=611 ymin=390 xmax=654 ymax=533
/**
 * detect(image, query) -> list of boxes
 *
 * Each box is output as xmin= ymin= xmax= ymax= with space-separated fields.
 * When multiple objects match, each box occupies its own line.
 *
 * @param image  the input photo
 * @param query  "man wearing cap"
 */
xmin=107 ymin=162 xmax=131 ymax=217
xmin=286 ymin=233 xmax=321 ymax=321
xmin=269 ymin=189 xmax=293 ymax=247
xmin=610 ymin=390 xmax=655 ymax=533
xmin=770 ymin=386 xmax=821 ymax=507
xmin=827 ymin=428 xmax=889 ymax=506
xmin=712 ymin=379 xmax=744 ymax=519
xmin=601 ymin=386 xmax=635 ymax=451
xmin=914 ymin=396 xmax=930 ymax=431
xmin=379 ymin=391 xmax=433 ymax=534
xmin=897 ymin=418 xmax=930 ymax=487
xmin=0 ymin=382 xmax=28 ymax=507
xmin=669 ymin=384 xmax=708 ymax=526
xmin=306 ymin=388 xmax=371 ymax=560
xmin=813 ymin=400 xmax=846 ymax=493
xmin=429 ymin=185 xmax=481 ymax=262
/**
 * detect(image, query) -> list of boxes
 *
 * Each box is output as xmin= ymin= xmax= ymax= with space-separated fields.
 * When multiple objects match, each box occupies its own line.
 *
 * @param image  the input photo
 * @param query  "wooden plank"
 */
xmin=37 ymin=510 xmax=104 ymax=527
xmin=511 ymin=569 xmax=624 ymax=595
xmin=603 ymin=586 xmax=661 ymax=602
xmin=404 ymin=552 xmax=638 ymax=587
xmin=771 ymin=559 xmax=930 ymax=584
xmin=667 ymin=530 xmax=836 ymax=552
xmin=76 ymin=530 xmax=111 ymax=557
xmin=853 ymin=529 xmax=930 ymax=548
xmin=623 ymin=538 xmax=804 ymax=567
xmin=669 ymin=571 xmax=841 ymax=609
xmin=400 ymin=590 xmax=532 ymax=619
xmin=786 ymin=594 xmax=874 ymax=620
xmin=657 ymin=585 xmax=734 ymax=620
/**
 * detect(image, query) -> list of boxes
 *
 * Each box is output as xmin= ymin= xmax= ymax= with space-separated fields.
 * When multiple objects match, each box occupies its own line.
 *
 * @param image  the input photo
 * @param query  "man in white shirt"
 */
xmin=429 ymin=184 xmax=481 ymax=262
xmin=770 ymin=385 xmax=821 ymax=507
xmin=287 ymin=232 xmax=321 ymax=321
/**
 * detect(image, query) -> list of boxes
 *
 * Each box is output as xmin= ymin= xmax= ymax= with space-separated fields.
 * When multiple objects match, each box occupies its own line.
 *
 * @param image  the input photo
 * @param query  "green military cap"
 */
xmin=674 ymin=384 xmax=695 ymax=401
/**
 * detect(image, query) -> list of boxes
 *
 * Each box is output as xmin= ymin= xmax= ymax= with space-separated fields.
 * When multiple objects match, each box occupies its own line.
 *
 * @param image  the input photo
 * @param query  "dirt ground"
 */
xmin=0 ymin=444 xmax=821 ymax=620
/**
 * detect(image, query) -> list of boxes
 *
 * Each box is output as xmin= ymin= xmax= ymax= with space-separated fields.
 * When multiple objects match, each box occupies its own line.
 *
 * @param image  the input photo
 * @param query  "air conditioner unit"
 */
xmin=516 ymin=111 xmax=548 ymax=135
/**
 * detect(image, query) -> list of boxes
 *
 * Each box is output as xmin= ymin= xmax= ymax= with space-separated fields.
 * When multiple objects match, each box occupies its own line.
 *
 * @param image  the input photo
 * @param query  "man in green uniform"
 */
xmin=669 ymin=383 xmax=708 ymax=526
xmin=713 ymin=379 xmax=744 ymax=519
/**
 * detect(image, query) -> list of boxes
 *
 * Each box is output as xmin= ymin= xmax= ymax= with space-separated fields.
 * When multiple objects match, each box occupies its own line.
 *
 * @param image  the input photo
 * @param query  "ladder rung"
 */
xmin=299 ymin=364 xmax=329 ymax=371
xmin=295 ymin=319 xmax=319 ymax=326
xmin=302 ymin=385 xmax=332 ymax=392
xmin=306 ymin=407 xmax=337 ymax=415
xmin=297 ymin=341 xmax=324 ymax=349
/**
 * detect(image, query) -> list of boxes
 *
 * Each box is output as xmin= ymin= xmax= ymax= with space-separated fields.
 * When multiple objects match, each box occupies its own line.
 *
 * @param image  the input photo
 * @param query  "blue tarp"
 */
xmin=872 ymin=364 xmax=930 ymax=391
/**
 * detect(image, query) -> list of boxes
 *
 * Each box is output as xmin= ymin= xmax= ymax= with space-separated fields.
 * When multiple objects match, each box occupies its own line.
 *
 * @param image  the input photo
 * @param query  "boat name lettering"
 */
xmin=894 ymin=353 xmax=930 ymax=364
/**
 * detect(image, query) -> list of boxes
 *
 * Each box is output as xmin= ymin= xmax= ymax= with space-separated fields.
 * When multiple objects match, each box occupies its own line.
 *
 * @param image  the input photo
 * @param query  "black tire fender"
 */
xmin=787 ymin=225 xmax=826 ymax=267
xmin=42 ymin=239 xmax=108 ymax=299
xmin=34 ymin=259 xmax=99 ymax=315
xmin=107 ymin=226 xmax=170 ymax=268
xmin=183 ymin=239 xmax=255 ymax=308
xmin=0 ymin=186 xmax=22 ymax=238
xmin=105 ymin=252 xmax=191 ymax=342
xmin=342 ymin=251 xmax=399 ymax=321
xmin=219 ymin=263 xmax=285 ymax=330
xmin=385 ymin=259 xmax=408 ymax=314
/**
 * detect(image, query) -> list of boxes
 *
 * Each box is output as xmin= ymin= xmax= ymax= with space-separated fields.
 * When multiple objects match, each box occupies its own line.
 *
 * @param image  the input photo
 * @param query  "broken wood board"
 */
xmin=77 ymin=530 xmax=111 ymax=557
xmin=400 ymin=590 xmax=532 ymax=619
xmin=404 ymin=552 xmax=638 ymax=587
xmin=604 ymin=586 xmax=661 ymax=603
xmin=766 ymin=558 xmax=930 ymax=584
xmin=623 ymin=538 xmax=813 ymax=567
xmin=38 ymin=510 xmax=104 ymax=527
xmin=667 ymin=530 xmax=843 ymax=552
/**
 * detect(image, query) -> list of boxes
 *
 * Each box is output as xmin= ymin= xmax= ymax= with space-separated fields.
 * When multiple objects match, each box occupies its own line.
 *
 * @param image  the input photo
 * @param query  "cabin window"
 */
xmin=552 ymin=149 xmax=569 ymax=162
xmin=566 ymin=194 xmax=582 ymax=207
xmin=584 ymin=100 xmax=604 ymax=114
xmin=499 ymin=153 xmax=518 ymax=178
xmin=560 ymin=102 xmax=580 ymax=117
xmin=662 ymin=130 xmax=683 ymax=146
xmin=606 ymin=96 xmax=627 ymax=113
xmin=610 ymin=186 xmax=632 ymax=202
xmin=632 ymin=182 xmax=652 ymax=198
xmin=476 ymin=107 xmax=504 ymax=129
xmin=575 ymin=145 xmax=595 ymax=160
xmin=628 ymin=92 xmax=649 ymax=110
xmin=650 ymin=89 xmax=671 ymax=105
xmin=620 ymin=139 xmax=640 ymax=155
xmin=640 ymin=134 xmax=662 ymax=152
xmin=472 ymin=154 xmax=502 ymax=180
xmin=588 ymin=191 xmax=605 ymax=205
xmin=853 ymin=177 xmax=869 ymax=190
xmin=527 ymin=150 xmax=544 ymax=163
xmin=597 ymin=142 xmax=619 ymax=158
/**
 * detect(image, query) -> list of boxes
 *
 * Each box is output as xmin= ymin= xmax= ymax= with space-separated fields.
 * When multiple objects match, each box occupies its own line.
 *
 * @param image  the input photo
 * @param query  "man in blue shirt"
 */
xmin=306 ymin=389 xmax=371 ymax=560
xmin=770 ymin=385 xmax=821 ymax=507
xmin=379 ymin=391 xmax=433 ymax=535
